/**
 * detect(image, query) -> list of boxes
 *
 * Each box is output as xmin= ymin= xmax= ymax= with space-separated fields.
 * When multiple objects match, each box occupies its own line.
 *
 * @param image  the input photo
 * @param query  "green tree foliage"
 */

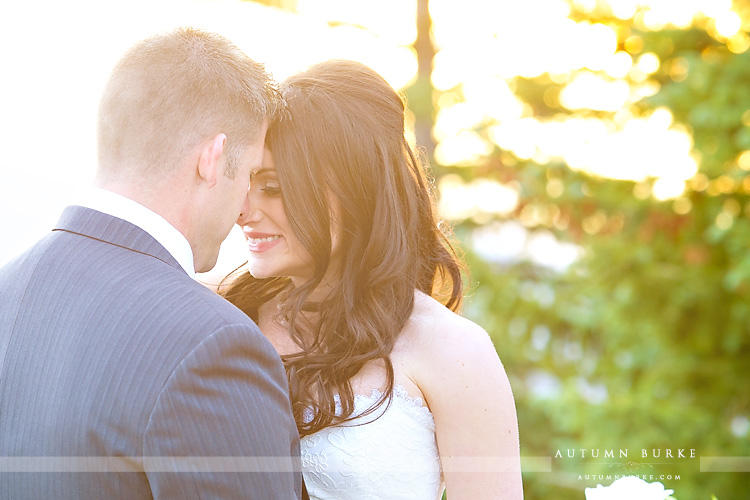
xmin=441 ymin=3 xmax=750 ymax=498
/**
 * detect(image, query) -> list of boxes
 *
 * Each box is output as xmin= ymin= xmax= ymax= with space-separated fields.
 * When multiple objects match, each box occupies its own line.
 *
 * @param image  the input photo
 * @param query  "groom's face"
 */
xmin=195 ymin=128 xmax=267 ymax=273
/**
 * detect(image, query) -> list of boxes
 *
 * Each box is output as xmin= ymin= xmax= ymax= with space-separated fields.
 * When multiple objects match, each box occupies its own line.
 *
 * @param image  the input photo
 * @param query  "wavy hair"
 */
xmin=222 ymin=60 xmax=463 ymax=436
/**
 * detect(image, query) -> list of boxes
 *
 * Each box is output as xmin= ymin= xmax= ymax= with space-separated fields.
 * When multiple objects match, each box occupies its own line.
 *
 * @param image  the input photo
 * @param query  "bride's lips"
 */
xmin=244 ymin=231 xmax=282 ymax=253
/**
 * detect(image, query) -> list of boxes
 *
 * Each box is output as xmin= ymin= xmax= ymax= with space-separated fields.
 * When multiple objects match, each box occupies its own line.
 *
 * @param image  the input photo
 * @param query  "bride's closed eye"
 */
xmin=249 ymin=168 xmax=282 ymax=197
xmin=260 ymin=181 xmax=281 ymax=196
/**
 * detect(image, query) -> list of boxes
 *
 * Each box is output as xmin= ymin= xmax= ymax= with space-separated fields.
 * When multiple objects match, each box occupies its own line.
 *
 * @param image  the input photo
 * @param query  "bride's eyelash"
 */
xmin=260 ymin=184 xmax=281 ymax=196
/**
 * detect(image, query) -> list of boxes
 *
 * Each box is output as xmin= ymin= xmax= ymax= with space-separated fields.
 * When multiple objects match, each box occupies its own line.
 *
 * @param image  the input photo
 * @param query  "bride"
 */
xmin=223 ymin=60 xmax=523 ymax=500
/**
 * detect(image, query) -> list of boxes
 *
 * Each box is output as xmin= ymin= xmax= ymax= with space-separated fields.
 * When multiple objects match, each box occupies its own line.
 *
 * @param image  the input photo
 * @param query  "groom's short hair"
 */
xmin=96 ymin=27 xmax=278 ymax=181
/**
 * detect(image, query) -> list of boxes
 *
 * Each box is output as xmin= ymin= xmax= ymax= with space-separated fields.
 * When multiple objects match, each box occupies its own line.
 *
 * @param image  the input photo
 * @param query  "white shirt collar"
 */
xmin=77 ymin=188 xmax=196 ymax=278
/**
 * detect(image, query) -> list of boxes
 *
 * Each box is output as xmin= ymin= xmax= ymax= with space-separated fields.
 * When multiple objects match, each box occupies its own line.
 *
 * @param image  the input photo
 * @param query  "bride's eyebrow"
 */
xmin=250 ymin=167 xmax=276 ymax=176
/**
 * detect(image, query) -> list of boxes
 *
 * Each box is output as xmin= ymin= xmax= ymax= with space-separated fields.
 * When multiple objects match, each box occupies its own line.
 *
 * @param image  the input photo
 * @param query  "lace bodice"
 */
xmin=300 ymin=385 xmax=445 ymax=500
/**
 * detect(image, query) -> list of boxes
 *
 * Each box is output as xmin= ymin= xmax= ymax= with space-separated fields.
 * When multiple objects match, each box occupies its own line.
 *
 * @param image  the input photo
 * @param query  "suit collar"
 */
xmin=53 ymin=206 xmax=185 ymax=274
xmin=77 ymin=189 xmax=196 ymax=277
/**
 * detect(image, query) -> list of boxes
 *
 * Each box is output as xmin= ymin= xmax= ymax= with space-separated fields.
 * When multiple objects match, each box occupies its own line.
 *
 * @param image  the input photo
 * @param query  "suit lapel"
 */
xmin=53 ymin=205 xmax=185 ymax=274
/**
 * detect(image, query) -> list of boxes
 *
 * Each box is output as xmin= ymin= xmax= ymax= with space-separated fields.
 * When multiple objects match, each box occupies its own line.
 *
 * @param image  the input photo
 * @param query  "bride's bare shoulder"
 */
xmin=397 ymin=290 xmax=504 ymax=377
xmin=407 ymin=290 xmax=495 ymax=347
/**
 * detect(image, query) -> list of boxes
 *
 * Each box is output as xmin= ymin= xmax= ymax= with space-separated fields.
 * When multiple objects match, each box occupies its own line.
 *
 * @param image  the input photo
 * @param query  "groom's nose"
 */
xmin=236 ymin=193 xmax=251 ymax=226
xmin=236 ymin=194 xmax=260 ymax=226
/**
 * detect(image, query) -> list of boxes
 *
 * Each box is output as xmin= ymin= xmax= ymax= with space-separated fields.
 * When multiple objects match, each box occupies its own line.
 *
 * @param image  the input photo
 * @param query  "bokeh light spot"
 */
xmin=637 ymin=52 xmax=661 ymax=74
xmin=737 ymin=151 xmax=750 ymax=170
xmin=715 ymin=10 xmax=742 ymax=38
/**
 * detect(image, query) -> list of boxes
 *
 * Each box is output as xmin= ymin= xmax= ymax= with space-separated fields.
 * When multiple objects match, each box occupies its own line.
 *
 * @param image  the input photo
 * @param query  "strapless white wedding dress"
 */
xmin=300 ymin=385 xmax=445 ymax=500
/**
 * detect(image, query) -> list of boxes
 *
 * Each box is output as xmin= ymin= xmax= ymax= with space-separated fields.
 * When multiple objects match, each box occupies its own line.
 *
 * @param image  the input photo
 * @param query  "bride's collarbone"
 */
xmin=257 ymin=303 xmax=430 ymax=405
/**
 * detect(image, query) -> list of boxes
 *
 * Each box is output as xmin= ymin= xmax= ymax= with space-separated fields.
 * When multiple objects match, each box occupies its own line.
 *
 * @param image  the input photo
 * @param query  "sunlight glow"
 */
xmin=472 ymin=222 xmax=582 ymax=271
xmin=433 ymin=102 xmax=485 ymax=142
xmin=438 ymin=176 xmax=520 ymax=219
xmin=715 ymin=10 xmax=743 ymax=38
xmin=652 ymin=178 xmax=686 ymax=200
xmin=727 ymin=32 xmax=750 ymax=54
xmin=581 ymin=23 xmax=620 ymax=71
xmin=637 ymin=52 xmax=661 ymax=74
xmin=434 ymin=131 xmax=494 ymax=166
xmin=431 ymin=48 xmax=487 ymax=90
xmin=430 ymin=0 xmax=618 ymax=83
xmin=571 ymin=0 xmax=597 ymax=14
xmin=603 ymin=51 xmax=634 ymax=78
xmin=608 ymin=0 xmax=638 ymax=20
xmin=597 ymin=0 xmax=739 ymax=33
xmin=461 ymin=77 xmax=527 ymax=122
xmin=296 ymin=0 xmax=417 ymax=46
xmin=559 ymin=72 xmax=631 ymax=112
xmin=641 ymin=1 xmax=694 ymax=29
xmin=427 ymin=0 xmax=712 ymax=203
xmin=430 ymin=0 xmax=572 ymax=48
xmin=738 ymin=151 xmax=750 ymax=170
xmin=698 ymin=0 xmax=734 ymax=18
xmin=486 ymin=108 xmax=696 ymax=198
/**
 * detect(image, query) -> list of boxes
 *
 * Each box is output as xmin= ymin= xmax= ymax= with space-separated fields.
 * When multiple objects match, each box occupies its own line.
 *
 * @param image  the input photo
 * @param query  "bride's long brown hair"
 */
xmin=221 ymin=60 xmax=463 ymax=437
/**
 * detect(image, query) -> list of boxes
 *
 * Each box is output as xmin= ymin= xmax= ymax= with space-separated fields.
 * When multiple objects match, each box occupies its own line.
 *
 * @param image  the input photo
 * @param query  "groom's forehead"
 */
xmin=239 ymin=141 xmax=266 ymax=172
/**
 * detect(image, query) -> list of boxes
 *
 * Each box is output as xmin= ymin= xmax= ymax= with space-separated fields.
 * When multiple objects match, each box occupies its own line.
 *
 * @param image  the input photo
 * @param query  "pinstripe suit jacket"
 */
xmin=0 ymin=206 xmax=303 ymax=499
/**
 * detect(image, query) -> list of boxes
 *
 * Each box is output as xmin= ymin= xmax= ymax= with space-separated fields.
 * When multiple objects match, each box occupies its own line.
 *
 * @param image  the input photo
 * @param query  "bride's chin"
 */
xmin=246 ymin=266 xmax=271 ymax=280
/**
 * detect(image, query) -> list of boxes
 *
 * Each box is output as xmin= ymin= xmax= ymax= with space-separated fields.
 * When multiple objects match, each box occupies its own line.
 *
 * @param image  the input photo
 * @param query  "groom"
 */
xmin=0 ymin=28 xmax=303 ymax=499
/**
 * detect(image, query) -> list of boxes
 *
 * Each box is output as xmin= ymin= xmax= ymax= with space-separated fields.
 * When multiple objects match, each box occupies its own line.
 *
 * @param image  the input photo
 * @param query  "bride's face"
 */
xmin=236 ymin=149 xmax=314 ymax=284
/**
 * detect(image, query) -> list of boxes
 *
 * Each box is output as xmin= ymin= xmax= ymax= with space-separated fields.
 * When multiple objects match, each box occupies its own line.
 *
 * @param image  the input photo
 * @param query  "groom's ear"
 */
xmin=197 ymin=133 xmax=227 ymax=189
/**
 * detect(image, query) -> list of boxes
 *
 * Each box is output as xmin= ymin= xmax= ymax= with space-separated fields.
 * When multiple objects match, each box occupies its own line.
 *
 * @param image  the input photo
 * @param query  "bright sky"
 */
xmin=0 ymin=0 xmax=743 ymax=274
